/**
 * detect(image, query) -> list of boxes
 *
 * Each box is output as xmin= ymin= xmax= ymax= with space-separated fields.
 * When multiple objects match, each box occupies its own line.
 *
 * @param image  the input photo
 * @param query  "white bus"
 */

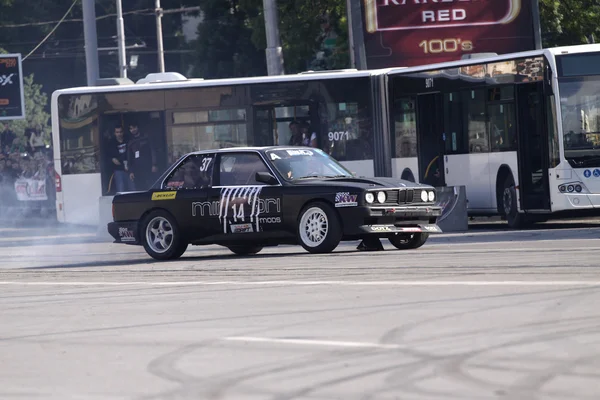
xmin=385 ymin=43 xmax=600 ymax=227
xmin=50 ymin=70 xmax=385 ymax=228
xmin=51 ymin=43 xmax=600 ymax=229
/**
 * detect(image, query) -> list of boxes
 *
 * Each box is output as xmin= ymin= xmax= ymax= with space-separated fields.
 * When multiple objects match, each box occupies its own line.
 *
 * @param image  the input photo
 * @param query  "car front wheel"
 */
xmin=297 ymin=201 xmax=342 ymax=254
xmin=141 ymin=210 xmax=188 ymax=260
xmin=388 ymin=232 xmax=429 ymax=250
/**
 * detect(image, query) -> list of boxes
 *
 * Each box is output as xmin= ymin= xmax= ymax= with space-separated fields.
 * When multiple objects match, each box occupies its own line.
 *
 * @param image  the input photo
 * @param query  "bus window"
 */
xmin=393 ymin=98 xmax=417 ymax=158
xmin=465 ymin=90 xmax=488 ymax=153
xmin=57 ymin=94 xmax=101 ymax=175
xmin=488 ymin=103 xmax=517 ymax=152
xmin=443 ymin=93 xmax=466 ymax=154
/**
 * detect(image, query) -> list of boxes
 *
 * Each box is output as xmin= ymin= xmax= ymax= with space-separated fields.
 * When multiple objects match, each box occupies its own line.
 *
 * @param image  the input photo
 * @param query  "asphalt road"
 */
xmin=1 ymin=220 xmax=600 ymax=399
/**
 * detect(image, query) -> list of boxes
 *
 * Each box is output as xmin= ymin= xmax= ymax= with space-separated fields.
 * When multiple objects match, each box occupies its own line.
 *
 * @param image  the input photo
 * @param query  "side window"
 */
xmin=465 ymin=89 xmax=488 ymax=153
xmin=393 ymin=97 xmax=417 ymax=158
xmin=219 ymin=153 xmax=271 ymax=186
xmin=488 ymin=103 xmax=517 ymax=152
xmin=443 ymin=92 xmax=466 ymax=154
xmin=163 ymin=154 xmax=214 ymax=189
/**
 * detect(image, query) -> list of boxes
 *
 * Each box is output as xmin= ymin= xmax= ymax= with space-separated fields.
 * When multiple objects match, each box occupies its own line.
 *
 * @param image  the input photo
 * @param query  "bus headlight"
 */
xmin=365 ymin=192 xmax=375 ymax=204
xmin=428 ymin=191 xmax=435 ymax=202
xmin=420 ymin=190 xmax=428 ymax=202
xmin=377 ymin=191 xmax=386 ymax=203
xmin=559 ymin=182 xmax=589 ymax=194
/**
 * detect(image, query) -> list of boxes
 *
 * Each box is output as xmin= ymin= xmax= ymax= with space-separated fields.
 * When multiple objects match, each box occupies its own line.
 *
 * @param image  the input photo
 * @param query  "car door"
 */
xmin=206 ymin=151 xmax=283 ymax=238
xmin=159 ymin=153 xmax=215 ymax=242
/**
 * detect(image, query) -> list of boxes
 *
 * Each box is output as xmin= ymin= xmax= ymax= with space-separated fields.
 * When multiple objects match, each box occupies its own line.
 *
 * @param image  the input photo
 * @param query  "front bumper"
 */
xmin=339 ymin=205 xmax=443 ymax=236
xmin=358 ymin=223 xmax=442 ymax=234
xmin=107 ymin=221 xmax=140 ymax=245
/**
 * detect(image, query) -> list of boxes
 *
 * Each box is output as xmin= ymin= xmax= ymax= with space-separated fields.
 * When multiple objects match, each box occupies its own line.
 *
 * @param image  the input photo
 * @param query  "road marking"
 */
xmin=0 ymin=234 xmax=97 ymax=242
xmin=223 ymin=336 xmax=405 ymax=349
xmin=0 ymin=280 xmax=599 ymax=286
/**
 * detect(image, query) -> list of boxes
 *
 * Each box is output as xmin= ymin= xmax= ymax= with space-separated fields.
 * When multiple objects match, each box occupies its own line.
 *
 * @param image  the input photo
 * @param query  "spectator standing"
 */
xmin=110 ymin=125 xmax=134 ymax=193
xmin=0 ymin=124 xmax=16 ymax=150
xmin=126 ymin=122 xmax=157 ymax=190
xmin=28 ymin=126 xmax=46 ymax=154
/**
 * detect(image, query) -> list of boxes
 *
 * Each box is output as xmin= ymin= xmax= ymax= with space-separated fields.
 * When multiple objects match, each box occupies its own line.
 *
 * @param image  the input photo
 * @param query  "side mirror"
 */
xmin=255 ymin=171 xmax=278 ymax=185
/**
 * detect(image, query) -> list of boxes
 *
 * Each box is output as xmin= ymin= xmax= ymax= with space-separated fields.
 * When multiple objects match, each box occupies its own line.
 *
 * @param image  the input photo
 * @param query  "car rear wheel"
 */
xmin=141 ymin=210 xmax=188 ymax=260
xmin=297 ymin=202 xmax=342 ymax=254
xmin=388 ymin=232 xmax=429 ymax=250
xmin=227 ymin=245 xmax=263 ymax=255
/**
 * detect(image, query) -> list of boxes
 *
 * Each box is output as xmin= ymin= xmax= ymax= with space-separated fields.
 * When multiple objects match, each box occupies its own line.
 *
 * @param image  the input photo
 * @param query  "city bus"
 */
xmin=50 ymin=69 xmax=387 ymax=227
xmin=51 ymin=43 xmax=600 ymax=229
xmin=385 ymin=43 xmax=600 ymax=227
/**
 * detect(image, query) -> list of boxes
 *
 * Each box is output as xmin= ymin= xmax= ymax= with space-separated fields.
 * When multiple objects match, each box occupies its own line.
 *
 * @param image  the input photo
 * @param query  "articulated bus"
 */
xmin=51 ymin=43 xmax=600 ymax=228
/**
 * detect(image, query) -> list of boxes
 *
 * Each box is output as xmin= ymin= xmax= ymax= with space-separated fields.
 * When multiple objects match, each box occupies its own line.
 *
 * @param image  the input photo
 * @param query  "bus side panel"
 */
xmin=61 ymin=173 xmax=102 ymax=226
xmin=445 ymin=153 xmax=493 ymax=212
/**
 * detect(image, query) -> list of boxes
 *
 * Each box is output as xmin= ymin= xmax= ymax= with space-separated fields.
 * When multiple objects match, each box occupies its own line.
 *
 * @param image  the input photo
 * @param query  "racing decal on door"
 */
xmin=219 ymin=186 xmax=264 ymax=233
xmin=191 ymin=186 xmax=281 ymax=233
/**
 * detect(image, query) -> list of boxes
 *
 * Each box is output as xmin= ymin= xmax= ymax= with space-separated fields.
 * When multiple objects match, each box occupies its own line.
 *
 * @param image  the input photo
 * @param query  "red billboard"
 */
xmin=360 ymin=0 xmax=540 ymax=68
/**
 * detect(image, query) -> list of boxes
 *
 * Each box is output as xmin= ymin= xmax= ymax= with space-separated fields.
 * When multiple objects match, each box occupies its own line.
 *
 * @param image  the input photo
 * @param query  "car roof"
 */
xmin=187 ymin=146 xmax=317 ymax=156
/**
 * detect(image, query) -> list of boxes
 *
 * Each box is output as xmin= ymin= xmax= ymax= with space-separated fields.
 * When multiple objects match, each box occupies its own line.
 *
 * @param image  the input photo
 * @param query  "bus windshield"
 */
xmin=266 ymin=148 xmax=353 ymax=181
xmin=559 ymin=78 xmax=600 ymax=167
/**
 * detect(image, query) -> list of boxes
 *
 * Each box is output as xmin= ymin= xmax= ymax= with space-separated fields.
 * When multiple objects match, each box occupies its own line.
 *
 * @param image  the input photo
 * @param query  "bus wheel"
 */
xmin=388 ymin=233 xmax=429 ymax=250
xmin=502 ymin=175 xmax=526 ymax=229
xmin=141 ymin=210 xmax=188 ymax=260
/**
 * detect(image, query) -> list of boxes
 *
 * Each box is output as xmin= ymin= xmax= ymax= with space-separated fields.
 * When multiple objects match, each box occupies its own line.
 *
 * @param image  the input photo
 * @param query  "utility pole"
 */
xmin=155 ymin=0 xmax=165 ymax=72
xmin=346 ymin=0 xmax=367 ymax=70
xmin=116 ymin=0 xmax=127 ymax=78
xmin=82 ymin=0 xmax=99 ymax=86
xmin=262 ymin=0 xmax=284 ymax=75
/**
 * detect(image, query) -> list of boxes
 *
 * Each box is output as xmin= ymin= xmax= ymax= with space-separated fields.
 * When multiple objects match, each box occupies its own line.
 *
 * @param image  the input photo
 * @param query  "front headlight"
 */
xmin=365 ymin=192 xmax=375 ymax=204
xmin=377 ymin=191 xmax=386 ymax=204
xmin=428 ymin=191 xmax=435 ymax=202
xmin=420 ymin=190 xmax=428 ymax=202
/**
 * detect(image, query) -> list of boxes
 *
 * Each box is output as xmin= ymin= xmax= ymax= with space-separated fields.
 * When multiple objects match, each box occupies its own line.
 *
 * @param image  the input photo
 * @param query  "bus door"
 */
xmin=100 ymin=111 xmax=167 ymax=195
xmin=416 ymin=93 xmax=445 ymax=186
xmin=252 ymin=103 xmax=317 ymax=147
xmin=516 ymin=82 xmax=550 ymax=211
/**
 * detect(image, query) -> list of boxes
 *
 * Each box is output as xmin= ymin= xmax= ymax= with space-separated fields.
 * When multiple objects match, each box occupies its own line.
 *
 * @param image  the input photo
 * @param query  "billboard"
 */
xmin=360 ymin=0 xmax=540 ymax=69
xmin=0 ymin=53 xmax=25 ymax=120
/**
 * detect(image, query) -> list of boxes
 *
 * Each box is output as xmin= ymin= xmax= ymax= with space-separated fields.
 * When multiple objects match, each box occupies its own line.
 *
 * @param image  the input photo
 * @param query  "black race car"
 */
xmin=108 ymin=146 xmax=443 ymax=260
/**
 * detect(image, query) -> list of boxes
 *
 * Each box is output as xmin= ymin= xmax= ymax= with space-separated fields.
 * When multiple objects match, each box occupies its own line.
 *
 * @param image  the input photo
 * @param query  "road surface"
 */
xmin=1 ymin=221 xmax=600 ymax=399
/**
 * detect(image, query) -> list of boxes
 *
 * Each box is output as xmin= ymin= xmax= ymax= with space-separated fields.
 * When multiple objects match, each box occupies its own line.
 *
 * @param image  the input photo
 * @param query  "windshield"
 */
xmin=266 ymin=148 xmax=354 ymax=180
xmin=560 ymin=78 xmax=600 ymax=167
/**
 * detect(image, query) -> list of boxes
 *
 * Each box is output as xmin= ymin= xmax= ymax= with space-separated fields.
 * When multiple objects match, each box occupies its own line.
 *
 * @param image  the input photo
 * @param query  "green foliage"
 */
xmin=240 ymin=0 xmax=349 ymax=73
xmin=191 ymin=0 xmax=266 ymax=78
xmin=9 ymin=74 xmax=50 ymax=139
xmin=540 ymin=0 xmax=600 ymax=47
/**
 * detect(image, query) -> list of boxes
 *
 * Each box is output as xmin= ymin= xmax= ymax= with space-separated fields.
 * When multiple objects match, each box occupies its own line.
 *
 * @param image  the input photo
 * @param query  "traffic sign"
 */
xmin=0 ymin=53 xmax=25 ymax=120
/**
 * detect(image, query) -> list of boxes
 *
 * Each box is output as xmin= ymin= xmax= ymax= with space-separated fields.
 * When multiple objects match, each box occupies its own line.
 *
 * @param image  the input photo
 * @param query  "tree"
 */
xmin=539 ymin=0 xmax=600 ymax=47
xmin=191 ymin=0 xmax=266 ymax=78
xmin=241 ymin=0 xmax=349 ymax=73
xmin=9 ymin=74 xmax=51 ymax=141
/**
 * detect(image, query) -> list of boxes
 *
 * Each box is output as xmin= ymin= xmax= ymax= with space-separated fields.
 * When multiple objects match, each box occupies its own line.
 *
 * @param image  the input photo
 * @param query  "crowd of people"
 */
xmin=0 ymin=123 xmax=56 ymax=219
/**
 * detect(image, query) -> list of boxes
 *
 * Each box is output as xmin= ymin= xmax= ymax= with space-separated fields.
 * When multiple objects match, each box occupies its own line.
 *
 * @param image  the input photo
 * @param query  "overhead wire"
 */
xmin=22 ymin=0 xmax=79 ymax=61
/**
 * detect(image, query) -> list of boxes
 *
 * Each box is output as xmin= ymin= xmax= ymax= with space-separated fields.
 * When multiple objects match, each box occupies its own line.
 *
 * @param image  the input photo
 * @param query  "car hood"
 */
xmin=292 ymin=176 xmax=433 ymax=190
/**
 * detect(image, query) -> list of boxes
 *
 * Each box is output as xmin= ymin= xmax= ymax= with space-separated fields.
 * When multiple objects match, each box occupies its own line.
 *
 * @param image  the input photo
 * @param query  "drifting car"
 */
xmin=107 ymin=146 xmax=443 ymax=260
